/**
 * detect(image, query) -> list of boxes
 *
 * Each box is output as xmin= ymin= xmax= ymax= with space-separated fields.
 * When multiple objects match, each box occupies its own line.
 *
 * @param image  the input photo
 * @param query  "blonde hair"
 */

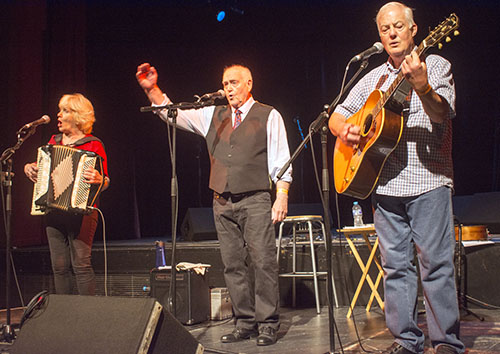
xmin=59 ymin=93 xmax=95 ymax=134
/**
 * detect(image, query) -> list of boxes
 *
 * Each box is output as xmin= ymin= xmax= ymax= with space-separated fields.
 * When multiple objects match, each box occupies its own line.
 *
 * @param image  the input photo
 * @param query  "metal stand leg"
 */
xmin=308 ymin=221 xmax=321 ymax=314
xmin=320 ymin=222 xmax=338 ymax=308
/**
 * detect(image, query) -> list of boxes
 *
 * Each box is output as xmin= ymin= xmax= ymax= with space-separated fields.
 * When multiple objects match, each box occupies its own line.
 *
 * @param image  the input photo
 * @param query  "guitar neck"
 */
xmin=381 ymin=42 xmax=430 ymax=106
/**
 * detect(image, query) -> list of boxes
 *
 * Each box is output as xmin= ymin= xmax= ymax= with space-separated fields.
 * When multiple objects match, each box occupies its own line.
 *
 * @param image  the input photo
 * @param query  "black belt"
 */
xmin=214 ymin=190 xmax=267 ymax=202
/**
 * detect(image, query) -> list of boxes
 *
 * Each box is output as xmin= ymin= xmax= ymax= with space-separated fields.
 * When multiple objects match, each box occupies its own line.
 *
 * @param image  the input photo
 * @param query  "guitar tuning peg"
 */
xmin=446 ymin=36 xmax=452 ymax=43
xmin=454 ymin=30 xmax=460 ymax=36
xmin=438 ymin=43 xmax=443 ymax=50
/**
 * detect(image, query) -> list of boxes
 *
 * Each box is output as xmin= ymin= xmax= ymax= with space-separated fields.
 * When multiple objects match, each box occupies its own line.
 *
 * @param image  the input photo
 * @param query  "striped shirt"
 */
xmin=335 ymin=54 xmax=456 ymax=197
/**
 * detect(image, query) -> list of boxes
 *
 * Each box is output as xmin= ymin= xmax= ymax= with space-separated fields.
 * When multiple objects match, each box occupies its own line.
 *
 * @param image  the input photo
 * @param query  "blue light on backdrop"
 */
xmin=216 ymin=10 xmax=226 ymax=22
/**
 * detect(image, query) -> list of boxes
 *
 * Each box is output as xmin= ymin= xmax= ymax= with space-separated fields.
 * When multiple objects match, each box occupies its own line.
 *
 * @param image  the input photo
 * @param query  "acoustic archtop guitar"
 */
xmin=333 ymin=13 xmax=459 ymax=199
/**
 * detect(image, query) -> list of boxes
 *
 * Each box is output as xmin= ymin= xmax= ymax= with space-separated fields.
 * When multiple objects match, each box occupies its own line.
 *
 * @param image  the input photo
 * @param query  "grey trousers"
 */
xmin=213 ymin=191 xmax=279 ymax=330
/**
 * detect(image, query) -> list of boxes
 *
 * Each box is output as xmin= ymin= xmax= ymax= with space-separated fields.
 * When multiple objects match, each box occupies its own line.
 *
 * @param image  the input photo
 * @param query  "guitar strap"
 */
xmin=375 ymin=74 xmax=389 ymax=90
xmin=385 ymin=79 xmax=412 ymax=116
xmin=54 ymin=133 xmax=105 ymax=149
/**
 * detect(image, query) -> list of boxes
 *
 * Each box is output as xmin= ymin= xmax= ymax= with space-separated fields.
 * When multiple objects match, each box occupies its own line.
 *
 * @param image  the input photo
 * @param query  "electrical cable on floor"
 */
xmin=90 ymin=207 xmax=107 ymax=296
xmin=10 ymin=253 xmax=25 ymax=307
xmin=19 ymin=290 xmax=48 ymax=329
xmin=203 ymin=348 xmax=239 ymax=354
xmin=465 ymin=295 xmax=500 ymax=310
xmin=191 ymin=317 xmax=233 ymax=329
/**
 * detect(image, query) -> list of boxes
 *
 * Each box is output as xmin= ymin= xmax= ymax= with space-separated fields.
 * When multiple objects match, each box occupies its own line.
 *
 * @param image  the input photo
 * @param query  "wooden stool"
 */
xmin=277 ymin=215 xmax=338 ymax=314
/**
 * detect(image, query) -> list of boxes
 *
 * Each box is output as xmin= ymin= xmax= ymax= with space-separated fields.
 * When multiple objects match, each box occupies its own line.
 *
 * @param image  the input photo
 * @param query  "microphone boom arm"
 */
xmin=140 ymin=99 xmax=218 ymax=113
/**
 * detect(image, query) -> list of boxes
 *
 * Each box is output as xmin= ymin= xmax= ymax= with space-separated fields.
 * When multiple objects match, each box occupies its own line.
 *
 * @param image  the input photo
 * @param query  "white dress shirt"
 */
xmin=154 ymin=95 xmax=293 ymax=183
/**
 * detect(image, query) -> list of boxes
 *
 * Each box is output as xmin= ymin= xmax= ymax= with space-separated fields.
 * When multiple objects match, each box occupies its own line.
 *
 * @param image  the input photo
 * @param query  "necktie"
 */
xmin=233 ymin=109 xmax=242 ymax=130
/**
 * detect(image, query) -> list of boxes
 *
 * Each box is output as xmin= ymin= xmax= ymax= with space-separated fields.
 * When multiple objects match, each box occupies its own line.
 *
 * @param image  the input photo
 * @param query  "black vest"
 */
xmin=206 ymin=102 xmax=273 ymax=194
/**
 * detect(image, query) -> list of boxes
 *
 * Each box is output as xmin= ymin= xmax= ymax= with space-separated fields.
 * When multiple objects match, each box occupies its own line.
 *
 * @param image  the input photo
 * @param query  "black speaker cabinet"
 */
xmin=11 ymin=294 xmax=203 ymax=354
xmin=180 ymin=207 xmax=218 ymax=241
xmin=150 ymin=268 xmax=210 ymax=325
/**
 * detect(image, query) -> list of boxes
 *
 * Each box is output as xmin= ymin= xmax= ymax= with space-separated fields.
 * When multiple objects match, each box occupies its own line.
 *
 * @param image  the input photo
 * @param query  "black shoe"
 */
xmin=381 ymin=342 xmax=415 ymax=354
xmin=220 ymin=328 xmax=258 ymax=343
xmin=256 ymin=326 xmax=278 ymax=346
xmin=435 ymin=344 xmax=460 ymax=354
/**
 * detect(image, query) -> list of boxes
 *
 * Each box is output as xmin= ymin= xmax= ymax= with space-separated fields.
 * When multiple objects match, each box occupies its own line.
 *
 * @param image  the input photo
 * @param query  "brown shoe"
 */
xmin=435 ymin=344 xmax=460 ymax=354
xmin=220 ymin=328 xmax=258 ymax=343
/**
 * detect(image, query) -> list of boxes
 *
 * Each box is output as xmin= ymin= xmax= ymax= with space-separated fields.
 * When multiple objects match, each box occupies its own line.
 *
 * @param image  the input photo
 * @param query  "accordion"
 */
xmin=31 ymin=144 xmax=104 ymax=215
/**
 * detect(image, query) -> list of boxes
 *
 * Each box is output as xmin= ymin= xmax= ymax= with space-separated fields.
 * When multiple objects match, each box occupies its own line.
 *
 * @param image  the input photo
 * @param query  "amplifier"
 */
xmin=150 ymin=268 xmax=210 ymax=325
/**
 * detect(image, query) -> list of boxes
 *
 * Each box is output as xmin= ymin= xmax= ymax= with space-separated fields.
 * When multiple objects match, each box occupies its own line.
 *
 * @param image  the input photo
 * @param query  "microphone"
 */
xmin=20 ymin=115 xmax=51 ymax=130
xmin=198 ymin=89 xmax=226 ymax=101
xmin=350 ymin=42 xmax=384 ymax=63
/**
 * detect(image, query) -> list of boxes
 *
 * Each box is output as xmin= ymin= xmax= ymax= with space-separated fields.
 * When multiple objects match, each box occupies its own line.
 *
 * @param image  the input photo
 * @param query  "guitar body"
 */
xmin=333 ymin=89 xmax=403 ymax=199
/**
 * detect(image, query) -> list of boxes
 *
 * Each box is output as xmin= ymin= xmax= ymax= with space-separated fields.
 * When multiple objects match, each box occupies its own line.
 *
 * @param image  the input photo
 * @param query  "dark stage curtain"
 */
xmin=1 ymin=2 xmax=108 ymax=247
xmin=2 ymin=1 xmax=499 ymax=247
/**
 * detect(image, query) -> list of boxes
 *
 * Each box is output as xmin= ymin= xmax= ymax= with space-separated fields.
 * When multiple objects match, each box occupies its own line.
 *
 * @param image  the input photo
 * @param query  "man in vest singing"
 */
xmin=136 ymin=63 xmax=292 ymax=346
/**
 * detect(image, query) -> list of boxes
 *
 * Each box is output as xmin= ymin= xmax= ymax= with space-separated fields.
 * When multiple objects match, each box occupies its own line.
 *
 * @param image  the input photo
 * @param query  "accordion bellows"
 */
xmin=31 ymin=145 xmax=104 ymax=215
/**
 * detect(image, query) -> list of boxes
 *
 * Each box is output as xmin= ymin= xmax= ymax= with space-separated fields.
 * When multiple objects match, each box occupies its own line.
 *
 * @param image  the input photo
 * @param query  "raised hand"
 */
xmin=136 ymin=63 xmax=158 ymax=92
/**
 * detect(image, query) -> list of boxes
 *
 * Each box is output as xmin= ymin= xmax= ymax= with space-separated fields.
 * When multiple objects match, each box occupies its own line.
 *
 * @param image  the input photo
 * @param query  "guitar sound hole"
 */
xmin=363 ymin=114 xmax=373 ymax=135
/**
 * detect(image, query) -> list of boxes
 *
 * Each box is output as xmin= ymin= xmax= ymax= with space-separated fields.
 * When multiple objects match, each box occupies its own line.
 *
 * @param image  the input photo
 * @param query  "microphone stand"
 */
xmin=277 ymin=59 xmax=370 ymax=354
xmin=140 ymin=98 xmax=217 ymax=318
xmin=0 ymin=127 xmax=36 ymax=342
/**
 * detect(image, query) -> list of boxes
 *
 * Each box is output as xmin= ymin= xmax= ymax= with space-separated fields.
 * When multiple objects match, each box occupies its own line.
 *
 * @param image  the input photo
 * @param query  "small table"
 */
xmin=338 ymin=224 xmax=384 ymax=318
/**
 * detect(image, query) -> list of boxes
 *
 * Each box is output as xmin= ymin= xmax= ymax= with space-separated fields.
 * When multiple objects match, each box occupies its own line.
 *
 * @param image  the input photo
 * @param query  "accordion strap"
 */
xmin=53 ymin=134 xmax=105 ymax=150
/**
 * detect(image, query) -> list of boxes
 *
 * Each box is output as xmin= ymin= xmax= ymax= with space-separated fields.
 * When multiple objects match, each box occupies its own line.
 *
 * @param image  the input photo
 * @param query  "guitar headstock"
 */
xmin=423 ymin=13 xmax=460 ymax=50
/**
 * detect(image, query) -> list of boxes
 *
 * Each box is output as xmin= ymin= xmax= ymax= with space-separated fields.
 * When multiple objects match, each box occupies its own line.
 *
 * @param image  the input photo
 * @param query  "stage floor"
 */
xmin=2 ymin=305 xmax=500 ymax=353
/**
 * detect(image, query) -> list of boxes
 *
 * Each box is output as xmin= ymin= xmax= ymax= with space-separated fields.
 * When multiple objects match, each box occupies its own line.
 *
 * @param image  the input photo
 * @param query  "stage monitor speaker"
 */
xmin=181 ymin=207 xmax=218 ymax=241
xmin=11 ymin=294 xmax=203 ymax=354
xmin=150 ymin=268 xmax=210 ymax=325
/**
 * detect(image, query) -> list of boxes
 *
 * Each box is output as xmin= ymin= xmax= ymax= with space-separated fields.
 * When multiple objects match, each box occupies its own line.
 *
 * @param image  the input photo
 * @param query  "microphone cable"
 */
xmin=19 ymin=290 xmax=48 ymax=329
xmin=88 ymin=206 xmax=108 ymax=296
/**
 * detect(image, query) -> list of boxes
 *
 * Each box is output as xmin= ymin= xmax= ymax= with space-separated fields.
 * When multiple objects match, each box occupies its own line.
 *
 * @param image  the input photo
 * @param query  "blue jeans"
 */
xmin=372 ymin=186 xmax=464 ymax=353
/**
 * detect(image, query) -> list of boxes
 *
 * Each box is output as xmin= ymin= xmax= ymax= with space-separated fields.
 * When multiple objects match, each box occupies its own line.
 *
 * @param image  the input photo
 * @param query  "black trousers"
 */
xmin=45 ymin=210 xmax=98 ymax=295
xmin=213 ymin=191 xmax=279 ymax=330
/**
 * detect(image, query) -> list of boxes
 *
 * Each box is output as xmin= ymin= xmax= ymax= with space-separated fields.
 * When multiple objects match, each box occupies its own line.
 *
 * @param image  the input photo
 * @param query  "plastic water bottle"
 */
xmin=155 ymin=241 xmax=167 ymax=268
xmin=352 ymin=201 xmax=364 ymax=227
